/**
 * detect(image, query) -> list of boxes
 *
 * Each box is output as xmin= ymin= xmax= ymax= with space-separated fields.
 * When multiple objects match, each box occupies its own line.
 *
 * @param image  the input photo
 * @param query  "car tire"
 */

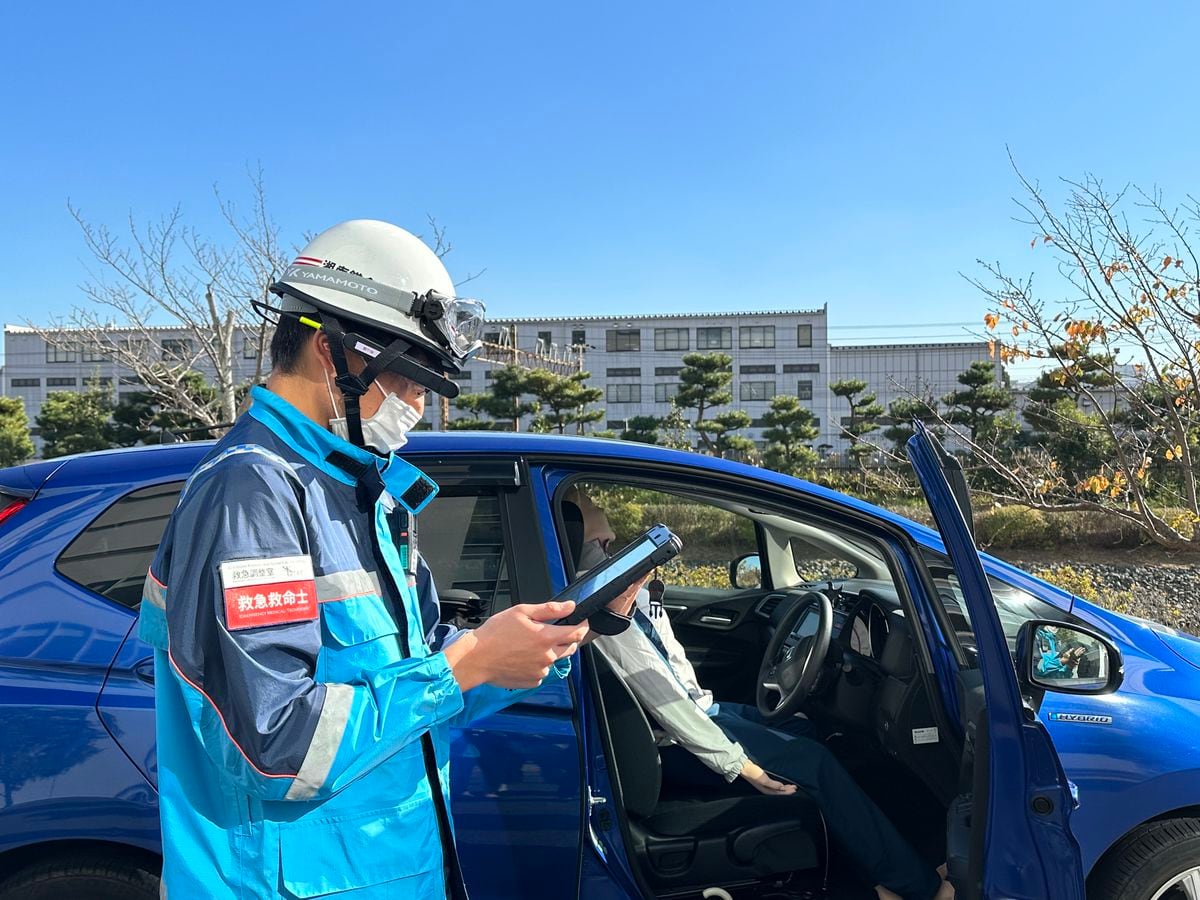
xmin=0 ymin=853 xmax=159 ymax=900
xmin=1089 ymin=817 xmax=1200 ymax=900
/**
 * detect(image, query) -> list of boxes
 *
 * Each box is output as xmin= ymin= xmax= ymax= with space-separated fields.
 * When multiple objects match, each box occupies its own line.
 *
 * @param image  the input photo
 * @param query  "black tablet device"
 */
xmin=554 ymin=524 xmax=683 ymax=626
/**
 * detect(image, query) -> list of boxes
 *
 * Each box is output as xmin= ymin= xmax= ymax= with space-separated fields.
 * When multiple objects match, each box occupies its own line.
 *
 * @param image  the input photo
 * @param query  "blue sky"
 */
xmin=3 ymin=2 xmax=1197 ymax=360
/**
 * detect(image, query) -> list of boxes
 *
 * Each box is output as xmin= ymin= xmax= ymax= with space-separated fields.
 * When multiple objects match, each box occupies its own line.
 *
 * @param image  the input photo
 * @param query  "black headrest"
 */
xmin=880 ymin=615 xmax=915 ymax=678
xmin=562 ymin=500 xmax=585 ymax=573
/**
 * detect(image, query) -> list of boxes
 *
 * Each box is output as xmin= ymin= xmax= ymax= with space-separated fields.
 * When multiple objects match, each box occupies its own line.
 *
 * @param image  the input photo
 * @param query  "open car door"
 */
xmin=907 ymin=422 xmax=1086 ymax=900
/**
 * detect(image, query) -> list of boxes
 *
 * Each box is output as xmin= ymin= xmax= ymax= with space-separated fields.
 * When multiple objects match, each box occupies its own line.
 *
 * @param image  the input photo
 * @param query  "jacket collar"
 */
xmin=245 ymin=386 xmax=436 ymax=512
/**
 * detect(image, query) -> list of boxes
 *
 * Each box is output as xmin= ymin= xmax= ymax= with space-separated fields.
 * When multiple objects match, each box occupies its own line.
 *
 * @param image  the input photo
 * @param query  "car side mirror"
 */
xmin=1016 ymin=620 xmax=1123 ymax=704
xmin=730 ymin=553 xmax=762 ymax=590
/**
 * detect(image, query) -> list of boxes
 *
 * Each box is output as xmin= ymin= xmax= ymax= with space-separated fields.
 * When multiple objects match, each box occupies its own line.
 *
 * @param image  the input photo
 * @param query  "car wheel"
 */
xmin=0 ymin=853 xmax=159 ymax=900
xmin=1090 ymin=817 xmax=1200 ymax=900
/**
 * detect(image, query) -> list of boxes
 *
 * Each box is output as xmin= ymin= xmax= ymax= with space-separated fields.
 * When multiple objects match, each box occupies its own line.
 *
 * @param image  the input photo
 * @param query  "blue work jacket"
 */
xmin=138 ymin=386 xmax=568 ymax=899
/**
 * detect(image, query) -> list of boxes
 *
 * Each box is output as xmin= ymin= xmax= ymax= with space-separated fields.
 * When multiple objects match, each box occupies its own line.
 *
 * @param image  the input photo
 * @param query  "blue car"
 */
xmin=0 ymin=427 xmax=1192 ymax=899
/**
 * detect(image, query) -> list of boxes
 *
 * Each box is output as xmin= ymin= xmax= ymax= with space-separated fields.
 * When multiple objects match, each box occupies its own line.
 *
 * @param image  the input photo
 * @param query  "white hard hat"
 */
xmin=270 ymin=219 xmax=485 ymax=382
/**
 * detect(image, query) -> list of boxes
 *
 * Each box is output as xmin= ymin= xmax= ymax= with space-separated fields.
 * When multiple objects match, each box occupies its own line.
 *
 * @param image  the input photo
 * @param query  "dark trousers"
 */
xmin=660 ymin=702 xmax=941 ymax=900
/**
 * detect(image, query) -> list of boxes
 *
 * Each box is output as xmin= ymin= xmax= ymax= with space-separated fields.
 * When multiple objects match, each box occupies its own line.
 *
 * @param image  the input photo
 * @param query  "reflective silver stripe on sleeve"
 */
xmin=143 ymin=572 xmax=167 ymax=610
xmin=285 ymin=683 xmax=354 ymax=801
xmin=314 ymin=569 xmax=381 ymax=603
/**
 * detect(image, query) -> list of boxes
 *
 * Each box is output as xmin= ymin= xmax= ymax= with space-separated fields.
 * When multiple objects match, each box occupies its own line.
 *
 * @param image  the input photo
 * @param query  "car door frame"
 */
xmin=906 ymin=424 xmax=1086 ymax=900
xmin=533 ymin=455 xmax=974 ymax=897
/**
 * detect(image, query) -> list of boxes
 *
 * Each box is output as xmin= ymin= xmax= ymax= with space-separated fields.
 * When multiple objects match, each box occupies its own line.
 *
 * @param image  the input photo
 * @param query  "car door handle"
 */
xmin=133 ymin=657 xmax=156 ymax=685
xmin=699 ymin=613 xmax=735 ymax=626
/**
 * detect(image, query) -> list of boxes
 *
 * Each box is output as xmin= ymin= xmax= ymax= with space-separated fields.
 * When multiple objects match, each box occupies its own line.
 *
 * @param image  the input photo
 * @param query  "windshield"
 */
xmin=925 ymin=550 xmax=1067 ymax=652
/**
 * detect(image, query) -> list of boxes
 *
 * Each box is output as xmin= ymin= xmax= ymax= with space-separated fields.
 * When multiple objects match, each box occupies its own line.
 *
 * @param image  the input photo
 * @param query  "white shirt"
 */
xmin=596 ymin=591 xmax=747 ymax=782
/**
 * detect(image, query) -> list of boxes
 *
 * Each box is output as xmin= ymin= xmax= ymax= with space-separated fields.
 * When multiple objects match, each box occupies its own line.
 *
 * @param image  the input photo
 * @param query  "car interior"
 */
xmin=556 ymin=477 xmax=970 ymax=900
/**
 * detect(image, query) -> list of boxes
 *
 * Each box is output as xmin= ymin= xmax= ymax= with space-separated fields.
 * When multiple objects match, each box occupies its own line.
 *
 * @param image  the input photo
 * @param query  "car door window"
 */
xmin=567 ymin=481 xmax=758 ymax=590
xmin=419 ymin=492 xmax=512 ymax=613
xmin=55 ymin=481 xmax=183 ymax=608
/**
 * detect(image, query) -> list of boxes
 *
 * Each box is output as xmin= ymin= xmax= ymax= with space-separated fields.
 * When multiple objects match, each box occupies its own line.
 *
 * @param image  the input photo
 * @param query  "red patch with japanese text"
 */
xmin=219 ymin=556 xmax=318 ymax=631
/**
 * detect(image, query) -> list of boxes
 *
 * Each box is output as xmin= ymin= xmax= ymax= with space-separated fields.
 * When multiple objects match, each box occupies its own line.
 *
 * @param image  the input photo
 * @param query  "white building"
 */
xmin=4 ymin=311 xmax=1000 ymax=456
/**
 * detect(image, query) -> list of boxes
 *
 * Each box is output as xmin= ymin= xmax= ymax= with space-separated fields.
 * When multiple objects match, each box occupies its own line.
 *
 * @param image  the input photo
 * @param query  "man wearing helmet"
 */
xmin=138 ymin=220 xmax=629 ymax=898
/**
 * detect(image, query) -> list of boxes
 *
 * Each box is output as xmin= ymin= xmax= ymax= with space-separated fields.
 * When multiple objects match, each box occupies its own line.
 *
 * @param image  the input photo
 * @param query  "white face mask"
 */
xmin=577 ymin=538 xmax=609 ymax=572
xmin=326 ymin=373 xmax=423 ymax=452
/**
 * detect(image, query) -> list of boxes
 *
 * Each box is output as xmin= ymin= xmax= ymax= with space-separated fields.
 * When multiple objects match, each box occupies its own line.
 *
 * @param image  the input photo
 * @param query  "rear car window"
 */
xmin=56 ymin=482 xmax=183 ymax=608
xmin=419 ymin=492 xmax=512 ymax=611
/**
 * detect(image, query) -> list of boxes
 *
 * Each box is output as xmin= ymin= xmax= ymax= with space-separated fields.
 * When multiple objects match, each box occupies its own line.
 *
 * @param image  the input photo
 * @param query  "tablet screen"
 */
xmin=558 ymin=535 xmax=657 ymax=605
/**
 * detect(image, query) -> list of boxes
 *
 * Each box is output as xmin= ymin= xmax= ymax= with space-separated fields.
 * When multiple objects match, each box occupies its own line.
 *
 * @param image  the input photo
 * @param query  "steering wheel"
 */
xmin=757 ymin=590 xmax=834 ymax=721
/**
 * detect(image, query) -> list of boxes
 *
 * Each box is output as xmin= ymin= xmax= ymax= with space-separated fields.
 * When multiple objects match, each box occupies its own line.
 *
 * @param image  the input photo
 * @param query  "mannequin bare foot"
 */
xmin=938 ymin=862 xmax=948 ymax=879
xmin=935 ymin=878 xmax=956 ymax=899
xmin=875 ymin=887 xmax=902 ymax=900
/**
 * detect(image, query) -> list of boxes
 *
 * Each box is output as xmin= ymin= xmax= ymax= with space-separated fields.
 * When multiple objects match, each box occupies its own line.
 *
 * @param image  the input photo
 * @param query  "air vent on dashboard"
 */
xmin=757 ymin=593 xmax=787 ymax=618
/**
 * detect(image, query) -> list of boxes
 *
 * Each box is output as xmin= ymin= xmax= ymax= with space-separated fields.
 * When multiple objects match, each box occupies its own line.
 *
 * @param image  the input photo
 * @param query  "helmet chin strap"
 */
xmin=321 ymin=315 xmax=371 ymax=449
xmin=321 ymin=313 xmax=445 ymax=451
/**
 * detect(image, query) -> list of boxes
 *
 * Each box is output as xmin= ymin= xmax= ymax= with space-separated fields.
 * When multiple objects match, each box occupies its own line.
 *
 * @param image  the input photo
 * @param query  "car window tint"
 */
xmin=419 ymin=492 xmax=511 ymax=612
xmin=56 ymin=481 xmax=183 ymax=608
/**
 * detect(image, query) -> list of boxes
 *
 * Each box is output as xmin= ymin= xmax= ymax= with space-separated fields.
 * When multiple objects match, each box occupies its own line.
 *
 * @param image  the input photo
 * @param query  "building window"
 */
xmin=654 ymin=383 xmax=678 ymax=403
xmin=11 ymin=378 xmax=40 ymax=388
xmin=607 ymin=383 xmax=641 ymax=403
xmin=606 ymin=420 xmax=627 ymax=430
xmin=161 ymin=338 xmax=194 ymax=361
xmin=606 ymin=329 xmax=641 ymax=352
xmin=242 ymin=336 xmax=260 ymax=359
xmin=784 ymin=363 xmax=820 ymax=373
xmin=484 ymin=370 xmax=495 ymax=380
xmin=81 ymin=342 xmax=106 ymax=363
xmin=46 ymin=343 xmax=77 ymax=364
xmin=483 ymin=331 xmax=501 ymax=345
xmin=118 ymin=338 xmax=151 ymax=358
xmin=655 ymin=366 xmax=683 ymax=376
xmin=606 ymin=367 xmax=641 ymax=377
xmin=47 ymin=377 xmax=77 ymax=387
xmin=740 ymin=381 xmax=776 ymax=401
xmin=450 ymin=371 xmax=473 ymax=382
xmin=537 ymin=330 xmax=553 ymax=350
xmin=797 ymin=380 xmax=813 ymax=401
xmin=654 ymin=328 xmax=689 ymax=351
xmin=572 ymin=329 xmax=587 ymax=347
xmin=812 ymin=417 xmax=821 ymax=427
xmin=797 ymin=324 xmax=813 ymax=348
xmin=740 ymin=325 xmax=775 ymax=349
xmin=696 ymin=327 xmax=732 ymax=350
xmin=740 ymin=364 xmax=776 ymax=375
xmin=751 ymin=417 xmax=769 ymax=428
xmin=119 ymin=375 xmax=143 ymax=386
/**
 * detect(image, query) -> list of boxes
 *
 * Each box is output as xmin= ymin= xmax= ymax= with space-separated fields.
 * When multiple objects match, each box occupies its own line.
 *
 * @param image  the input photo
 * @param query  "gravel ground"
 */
xmin=1012 ymin=557 xmax=1200 ymax=637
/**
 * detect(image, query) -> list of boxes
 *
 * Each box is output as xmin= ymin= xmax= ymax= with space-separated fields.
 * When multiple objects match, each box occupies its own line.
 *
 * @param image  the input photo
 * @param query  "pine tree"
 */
xmin=620 ymin=415 xmax=661 ymax=445
xmin=525 ymin=369 xmax=604 ymax=434
xmin=761 ymin=395 xmax=820 ymax=477
xmin=831 ymin=379 xmax=884 ymax=460
xmin=675 ymin=353 xmax=740 ymax=453
xmin=0 ymin=397 xmax=34 ymax=467
xmin=36 ymin=384 xmax=116 ymax=458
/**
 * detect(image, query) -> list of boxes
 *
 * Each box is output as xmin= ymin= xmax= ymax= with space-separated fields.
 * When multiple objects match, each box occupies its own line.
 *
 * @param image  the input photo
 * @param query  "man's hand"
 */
xmin=606 ymin=573 xmax=651 ymax=617
xmin=444 ymin=601 xmax=590 ymax=691
xmin=739 ymin=760 xmax=797 ymax=796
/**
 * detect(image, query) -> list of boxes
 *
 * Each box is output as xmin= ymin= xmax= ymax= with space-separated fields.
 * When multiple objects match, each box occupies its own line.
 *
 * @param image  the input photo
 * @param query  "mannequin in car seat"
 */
xmin=569 ymin=489 xmax=953 ymax=900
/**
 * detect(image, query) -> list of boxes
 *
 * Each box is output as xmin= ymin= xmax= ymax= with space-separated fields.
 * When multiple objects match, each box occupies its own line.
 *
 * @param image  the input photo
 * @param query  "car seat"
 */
xmin=591 ymin=650 xmax=827 ymax=891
